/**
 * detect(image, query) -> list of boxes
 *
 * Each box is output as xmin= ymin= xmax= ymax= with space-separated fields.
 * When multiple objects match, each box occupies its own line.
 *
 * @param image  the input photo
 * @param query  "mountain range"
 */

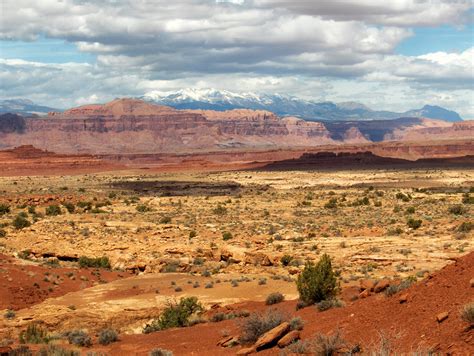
xmin=0 ymin=99 xmax=58 ymax=116
xmin=142 ymin=88 xmax=463 ymax=122
xmin=1 ymin=91 xmax=464 ymax=122
xmin=1 ymin=98 xmax=472 ymax=156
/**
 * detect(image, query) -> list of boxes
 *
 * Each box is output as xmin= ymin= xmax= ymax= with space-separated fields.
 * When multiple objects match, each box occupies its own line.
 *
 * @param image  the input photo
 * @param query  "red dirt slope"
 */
xmin=89 ymin=252 xmax=473 ymax=355
xmin=0 ymin=254 xmax=132 ymax=310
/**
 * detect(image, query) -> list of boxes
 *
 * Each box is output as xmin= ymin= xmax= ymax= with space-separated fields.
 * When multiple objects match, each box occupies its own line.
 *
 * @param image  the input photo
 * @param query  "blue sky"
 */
xmin=1 ymin=1 xmax=473 ymax=118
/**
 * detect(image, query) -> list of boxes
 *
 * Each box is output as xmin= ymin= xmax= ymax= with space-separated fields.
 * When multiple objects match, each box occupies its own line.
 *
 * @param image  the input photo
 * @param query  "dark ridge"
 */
xmin=258 ymin=151 xmax=474 ymax=171
xmin=322 ymin=117 xmax=424 ymax=142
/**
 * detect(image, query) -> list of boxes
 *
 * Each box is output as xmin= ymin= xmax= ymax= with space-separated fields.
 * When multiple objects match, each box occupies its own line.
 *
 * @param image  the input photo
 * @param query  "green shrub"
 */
xmin=238 ymin=309 xmax=285 ymax=344
xmin=407 ymin=218 xmax=422 ymax=229
xmin=296 ymin=254 xmax=338 ymax=305
xmin=13 ymin=215 xmax=31 ymax=230
xmin=384 ymin=279 xmax=414 ymax=297
xmin=63 ymin=203 xmax=75 ymax=213
xmin=395 ymin=192 xmax=411 ymax=202
xmin=405 ymin=207 xmax=415 ymax=214
xmin=324 ymin=198 xmax=338 ymax=209
xmin=149 ymin=349 xmax=173 ymax=356
xmin=78 ymin=256 xmax=111 ymax=269
xmin=222 ymin=231 xmax=233 ymax=240
xmin=280 ymin=254 xmax=293 ymax=266
xmin=316 ymin=298 xmax=344 ymax=311
xmin=67 ymin=330 xmax=92 ymax=347
xmin=458 ymin=222 xmax=473 ymax=233
xmin=46 ymin=205 xmax=62 ymax=216
xmin=136 ymin=204 xmax=152 ymax=213
xmin=143 ymin=297 xmax=203 ymax=333
xmin=0 ymin=204 xmax=10 ymax=216
xmin=4 ymin=309 xmax=15 ymax=319
xmin=449 ymin=204 xmax=466 ymax=215
xmin=289 ymin=317 xmax=304 ymax=331
xmin=38 ymin=344 xmax=79 ymax=356
xmin=213 ymin=204 xmax=227 ymax=215
xmin=98 ymin=328 xmax=118 ymax=345
xmin=19 ymin=323 xmax=50 ymax=344
xmin=265 ymin=292 xmax=284 ymax=305
xmin=160 ymin=216 xmax=172 ymax=224
xmin=189 ymin=230 xmax=197 ymax=238
xmin=461 ymin=303 xmax=474 ymax=325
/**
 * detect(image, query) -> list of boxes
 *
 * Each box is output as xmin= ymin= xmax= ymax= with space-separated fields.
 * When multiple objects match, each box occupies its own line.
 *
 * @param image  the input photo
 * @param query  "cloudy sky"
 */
xmin=1 ymin=0 xmax=473 ymax=118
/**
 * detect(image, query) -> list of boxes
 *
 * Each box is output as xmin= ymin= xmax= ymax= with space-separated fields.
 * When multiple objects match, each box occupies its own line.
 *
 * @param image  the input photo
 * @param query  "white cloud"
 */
xmin=0 ymin=0 xmax=472 ymax=118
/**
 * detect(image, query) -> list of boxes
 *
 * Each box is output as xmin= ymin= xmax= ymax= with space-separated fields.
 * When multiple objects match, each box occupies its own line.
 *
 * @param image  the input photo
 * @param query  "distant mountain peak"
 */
xmin=142 ymin=88 xmax=463 ymax=122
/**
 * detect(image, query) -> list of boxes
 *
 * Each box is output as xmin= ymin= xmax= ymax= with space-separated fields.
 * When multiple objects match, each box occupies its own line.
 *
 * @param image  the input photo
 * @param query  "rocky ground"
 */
xmin=0 ymin=167 xmax=472 ymax=355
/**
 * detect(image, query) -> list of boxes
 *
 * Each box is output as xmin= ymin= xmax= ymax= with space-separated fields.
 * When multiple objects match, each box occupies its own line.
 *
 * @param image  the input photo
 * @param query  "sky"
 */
xmin=0 ymin=0 xmax=473 ymax=118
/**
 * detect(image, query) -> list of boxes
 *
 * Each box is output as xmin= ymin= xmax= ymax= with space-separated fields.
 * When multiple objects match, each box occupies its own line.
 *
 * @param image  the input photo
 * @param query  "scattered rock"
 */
xmin=236 ymin=346 xmax=255 ymax=355
xmin=217 ymin=335 xmax=234 ymax=347
xmin=436 ymin=312 xmax=449 ymax=323
xmin=277 ymin=330 xmax=300 ymax=348
xmin=374 ymin=279 xmax=390 ymax=293
xmin=399 ymin=293 xmax=408 ymax=303
xmin=359 ymin=279 xmax=376 ymax=292
xmin=359 ymin=289 xmax=371 ymax=299
xmin=470 ymin=278 xmax=474 ymax=288
xmin=222 ymin=337 xmax=239 ymax=348
xmin=254 ymin=322 xmax=290 ymax=350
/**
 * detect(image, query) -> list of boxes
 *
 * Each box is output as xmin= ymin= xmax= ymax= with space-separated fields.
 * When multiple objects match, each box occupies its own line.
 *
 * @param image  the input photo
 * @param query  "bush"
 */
xmin=4 ymin=309 xmax=15 ymax=319
xmin=98 ymin=328 xmax=118 ymax=345
xmin=149 ymin=349 xmax=173 ymax=356
xmin=0 ymin=228 xmax=6 ymax=238
xmin=280 ymin=254 xmax=293 ymax=266
xmin=460 ymin=303 xmax=474 ymax=325
xmin=316 ymin=299 xmax=344 ymax=312
xmin=38 ymin=344 xmax=79 ymax=356
xmin=13 ymin=215 xmax=31 ymax=230
xmin=238 ymin=309 xmax=286 ymax=344
xmin=67 ymin=330 xmax=92 ymax=347
xmin=63 ymin=203 xmax=75 ymax=213
xmin=160 ymin=216 xmax=172 ymax=224
xmin=289 ymin=317 xmax=304 ymax=331
xmin=143 ymin=297 xmax=203 ymax=333
xmin=136 ymin=204 xmax=152 ymax=213
xmin=46 ymin=205 xmax=62 ymax=216
xmin=296 ymin=254 xmax=338 ymax=305
xmin=265 ymin=292 xmax=284 ymax=305
xmin=312 ymin=331 xmax=346 ymax=355
xmin=213 ymin=205 xmax=227 ymax=215
xmin=407 ymin=218 xmax=422 ymax=229
xmin=458 ymin=222 xmax=473 ymax=233
xmin=324 ymin=198 xmax=338 ymax=209
xmin=405 ymin=206 xmax=415 ymax=214
xmin=0 ymin=204 xmax=10 ymax=216
xmin=78 ymin=256 xmax=111 ymax=269
xmin=8 ymin=346 xmax=32 ymax=356
xmin=384 ymin=279 xmax=414 ymax=297
xmin=449 ymin=204 xmax=466 ymax=215
xmin=19 ymin=323 xmax=50 ymax=344
xmin=222 ymin=231 xmax=233 ymax=240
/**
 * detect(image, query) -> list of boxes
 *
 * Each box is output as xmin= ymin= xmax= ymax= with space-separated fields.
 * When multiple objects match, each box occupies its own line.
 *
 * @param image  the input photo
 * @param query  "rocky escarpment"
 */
xmin=0 ymin=98 xmax=472 ymax=155
xmin=0 ymin=99 xmax=335 ymax=154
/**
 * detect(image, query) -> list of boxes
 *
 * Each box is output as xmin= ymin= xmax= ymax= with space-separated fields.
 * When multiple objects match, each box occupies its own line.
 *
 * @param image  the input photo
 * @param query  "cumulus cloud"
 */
xmin=0 ymin=0 xmax=472 ymax=118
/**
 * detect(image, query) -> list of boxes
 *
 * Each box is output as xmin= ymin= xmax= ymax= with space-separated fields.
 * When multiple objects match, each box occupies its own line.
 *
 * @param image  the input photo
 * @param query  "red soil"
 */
xmin=83 ymin=252 xmax=473 ymax=355
xmin=0 ymin=254 xmax=133 ymax=310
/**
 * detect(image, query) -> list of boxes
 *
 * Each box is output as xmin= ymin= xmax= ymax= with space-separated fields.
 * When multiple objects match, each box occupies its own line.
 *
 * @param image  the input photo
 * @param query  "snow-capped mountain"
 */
xmin=142 ymin=88 xmax=463 ymax=122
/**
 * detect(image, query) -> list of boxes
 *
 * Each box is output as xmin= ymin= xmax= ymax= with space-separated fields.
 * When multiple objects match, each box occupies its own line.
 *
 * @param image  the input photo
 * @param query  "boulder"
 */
xmin=470 ymin=278 xmax=474 ymax=288
xmin=399 ymin=293 xmax=408 ymax=303
xmin=374 ymin=279 xmax=390 ymax=293
xmin=359 ymin=279 xmax=376 ymax=292
xmin=436 ymin=312 xmax=449 ymax=323
xmin=236 ymin=346 xmax=255 ymax=355
xmin=359 ymin=289 xmax=371 ymax=299
xmin=254 ymin=322 xmax=290 ymax=350
xmin=277 ymin=330 xmax=300 ymax=348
